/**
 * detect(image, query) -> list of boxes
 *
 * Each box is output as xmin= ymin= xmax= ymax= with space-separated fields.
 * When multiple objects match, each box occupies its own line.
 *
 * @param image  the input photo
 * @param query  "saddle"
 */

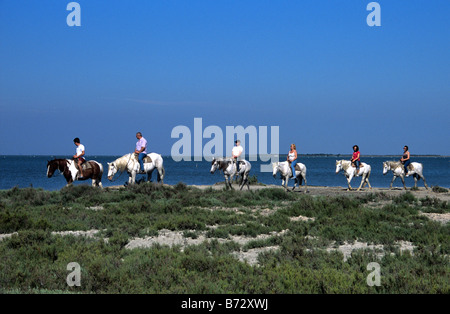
xmin=399 ymin=162 xmax=414 ymax=171
xmin=288 ymin=161 xmax=301 ymax=171
xmin=74 ymin=160 xmax=92 ymax=171
xmin=134 ymin=153 xmax=152 ymax=163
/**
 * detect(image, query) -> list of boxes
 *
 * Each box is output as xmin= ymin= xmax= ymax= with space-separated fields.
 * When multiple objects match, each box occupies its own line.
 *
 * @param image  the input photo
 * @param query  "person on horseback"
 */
xmin=232 ymin=140 xmax=243 ymax=174
xmin=73 ymin=137 xmax=86 ymax=179
xmin=351 ymin=145 xmax=361 ymax=175
xmin=135 ymin=132 xmax=148 ymax=174
xmin=287 ymin=144 xmax=298 ymax=179
xmin=400 ymin=145 xmax=411 ymax=176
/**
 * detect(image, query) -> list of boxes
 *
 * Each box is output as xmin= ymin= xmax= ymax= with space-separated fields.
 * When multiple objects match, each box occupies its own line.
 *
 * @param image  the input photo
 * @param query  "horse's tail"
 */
xmin=157 ymin=165 xmax=165 ymax=183
xmin=156 ymin=155 xmax=165 ymax=183
xmin=98 ymin=162 xmax=104 ymax=180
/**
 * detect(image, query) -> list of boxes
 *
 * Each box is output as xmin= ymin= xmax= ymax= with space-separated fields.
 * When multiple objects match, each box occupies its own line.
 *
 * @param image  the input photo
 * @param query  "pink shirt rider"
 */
xmin=136 ymin=137 xmax=147 ymax=154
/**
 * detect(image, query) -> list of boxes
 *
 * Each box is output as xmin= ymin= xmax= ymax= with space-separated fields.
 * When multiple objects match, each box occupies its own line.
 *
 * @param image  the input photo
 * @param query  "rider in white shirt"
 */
xmin=287 ymin=144 xmax=298 ymax=179
xmin=73 ymin=137 xmax=86 ymax=179
xmin=232 ymin=140 xmax=243 ymax=173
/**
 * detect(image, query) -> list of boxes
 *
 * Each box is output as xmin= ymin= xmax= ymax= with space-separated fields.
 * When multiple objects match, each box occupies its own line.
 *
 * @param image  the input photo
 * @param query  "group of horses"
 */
xmin=46 ymin=154 xmax=429 ymax=192
xmin=46 ymin=153 xmax=165 ymax=188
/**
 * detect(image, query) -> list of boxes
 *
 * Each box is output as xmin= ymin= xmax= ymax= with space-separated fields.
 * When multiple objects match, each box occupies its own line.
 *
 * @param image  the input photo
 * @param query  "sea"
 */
xmin=0 ymin=155 xmax=449 ymax=191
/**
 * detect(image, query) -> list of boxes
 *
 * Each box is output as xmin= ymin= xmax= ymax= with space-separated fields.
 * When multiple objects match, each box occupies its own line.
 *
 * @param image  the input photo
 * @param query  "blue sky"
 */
xmin=0 ymin=0 xmax=449 ymax=157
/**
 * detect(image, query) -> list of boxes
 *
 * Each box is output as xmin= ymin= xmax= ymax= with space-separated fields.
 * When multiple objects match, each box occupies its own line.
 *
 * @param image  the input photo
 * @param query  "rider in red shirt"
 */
xmin=351 ymin=145 xmax=361 ymax=175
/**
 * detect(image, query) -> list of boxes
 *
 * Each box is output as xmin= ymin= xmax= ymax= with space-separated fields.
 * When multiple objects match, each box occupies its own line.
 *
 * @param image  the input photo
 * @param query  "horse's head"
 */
xmin=210 ymin=159 xmax=219 ymax=174
xmin=46 ymin=160 xmax=59 ymax=178
xmin=107 ymin=162 xmax=118 ymax=181
xmin=382 ymin=162 xmax=390 ymax=175
xmin=272 ymin=162 xmax=279 ymax=178
xmin=335 ymin=160 xmax=343 ymax=174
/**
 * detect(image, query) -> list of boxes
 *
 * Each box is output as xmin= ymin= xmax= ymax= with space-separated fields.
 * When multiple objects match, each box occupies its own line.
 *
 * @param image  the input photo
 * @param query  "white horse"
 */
xmin=382 ymin=161 xmax=428 ymax=190
xmin=210 ymin=158 xmax=251 ymax=190
xmin=107 ymin=153 xmax=165 ymax=185
xmin=335 ymin=160 xmax=372 ymax=191
xmin=272 ymin=161 xmax=307 ymax=192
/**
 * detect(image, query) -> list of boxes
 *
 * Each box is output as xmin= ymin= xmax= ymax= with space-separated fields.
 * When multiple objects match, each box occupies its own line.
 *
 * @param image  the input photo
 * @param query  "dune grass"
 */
xmin=0 ymin=184 xmax=448 ymax=293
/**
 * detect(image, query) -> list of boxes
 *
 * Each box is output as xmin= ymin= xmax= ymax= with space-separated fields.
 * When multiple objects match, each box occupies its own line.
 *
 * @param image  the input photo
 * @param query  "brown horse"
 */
xmin=47 ymin=158 xmax=103 ymax=187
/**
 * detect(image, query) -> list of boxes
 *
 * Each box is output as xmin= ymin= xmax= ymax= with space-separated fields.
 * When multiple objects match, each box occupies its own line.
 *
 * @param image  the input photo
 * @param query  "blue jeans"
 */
xmin=403 ymin=159 xmax=410 ymax=173
xmin=291 ymin=160 xmax=297 ymax=177
xmin=138 ymin=153 xmax=146 ymax=172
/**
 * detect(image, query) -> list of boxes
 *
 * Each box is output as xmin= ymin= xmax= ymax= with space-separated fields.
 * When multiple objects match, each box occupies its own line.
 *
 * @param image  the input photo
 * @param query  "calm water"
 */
xmin=0 ymin=155 xmax=449 ymax=191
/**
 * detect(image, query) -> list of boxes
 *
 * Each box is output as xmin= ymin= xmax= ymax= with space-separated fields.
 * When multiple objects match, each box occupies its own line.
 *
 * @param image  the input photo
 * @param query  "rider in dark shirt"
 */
xmin=400 ymin=145 xmax=411 ymax=175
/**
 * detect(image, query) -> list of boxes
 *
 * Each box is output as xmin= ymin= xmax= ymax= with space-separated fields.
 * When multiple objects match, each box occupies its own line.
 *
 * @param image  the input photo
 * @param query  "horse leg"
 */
xmin=158 ymin=166 xmax=165 ymax=184
xmin=357 ymin=175 xmax=365 ymax=191
xmin=64 ymin=173 xmax=73 ymax=187
xmin=225 ymin=175 xmax=233 ymax=190
xmin=367 ymin=174 xmax=372 ymax=190
xmin=240 ymin=172 xmax=248 ymax=190
xmin=239 ymin=176 xmax=245 ymax=190
xmin=293 ymin=178 xmax=298 ymax=191
xmin=281 ymin=177 xmax=288 ymax=191
xmin=399 ymin=175 xmax=406 ymax=190
xmin=390 ymin=175 xmax=397 ymax=190
xmin=130 ymin=171 xmax=136 ymax=185
xmin=364 ymin=171 xmax=372 ymax=190
xmin=421 ymin=174 xmax=428 ymax=189
xmin=239 ymin=173 xmax=244 ymax=190
xmin=347 ymin=175 xmax=353 ymax=191
xmin=303 ymin=175 xmax=308 ymax=193
xmin=147 ymin=169 xmax=154 ymax=183
xmin=413 ymin=174 xmax=418 ymax=189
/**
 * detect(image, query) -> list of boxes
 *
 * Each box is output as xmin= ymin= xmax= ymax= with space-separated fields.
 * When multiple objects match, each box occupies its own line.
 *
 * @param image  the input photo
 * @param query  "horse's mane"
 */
xmin=335 ymin=159 xmax=353 ymax=171
xmin=114 ymin=154 xmax=133 ymax=172
xmin=386 ymin=160 xmax=402 ymax=167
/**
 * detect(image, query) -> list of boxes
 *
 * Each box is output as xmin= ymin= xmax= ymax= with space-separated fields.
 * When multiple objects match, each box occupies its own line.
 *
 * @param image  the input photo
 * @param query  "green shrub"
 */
xmin=432 ymin=186 xmax=448 ymax=193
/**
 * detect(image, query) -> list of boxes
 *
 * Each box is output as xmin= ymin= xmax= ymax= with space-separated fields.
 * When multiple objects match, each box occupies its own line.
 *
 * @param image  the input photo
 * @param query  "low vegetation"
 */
xmin=0 ymin=184 xmax=448 ymax=293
